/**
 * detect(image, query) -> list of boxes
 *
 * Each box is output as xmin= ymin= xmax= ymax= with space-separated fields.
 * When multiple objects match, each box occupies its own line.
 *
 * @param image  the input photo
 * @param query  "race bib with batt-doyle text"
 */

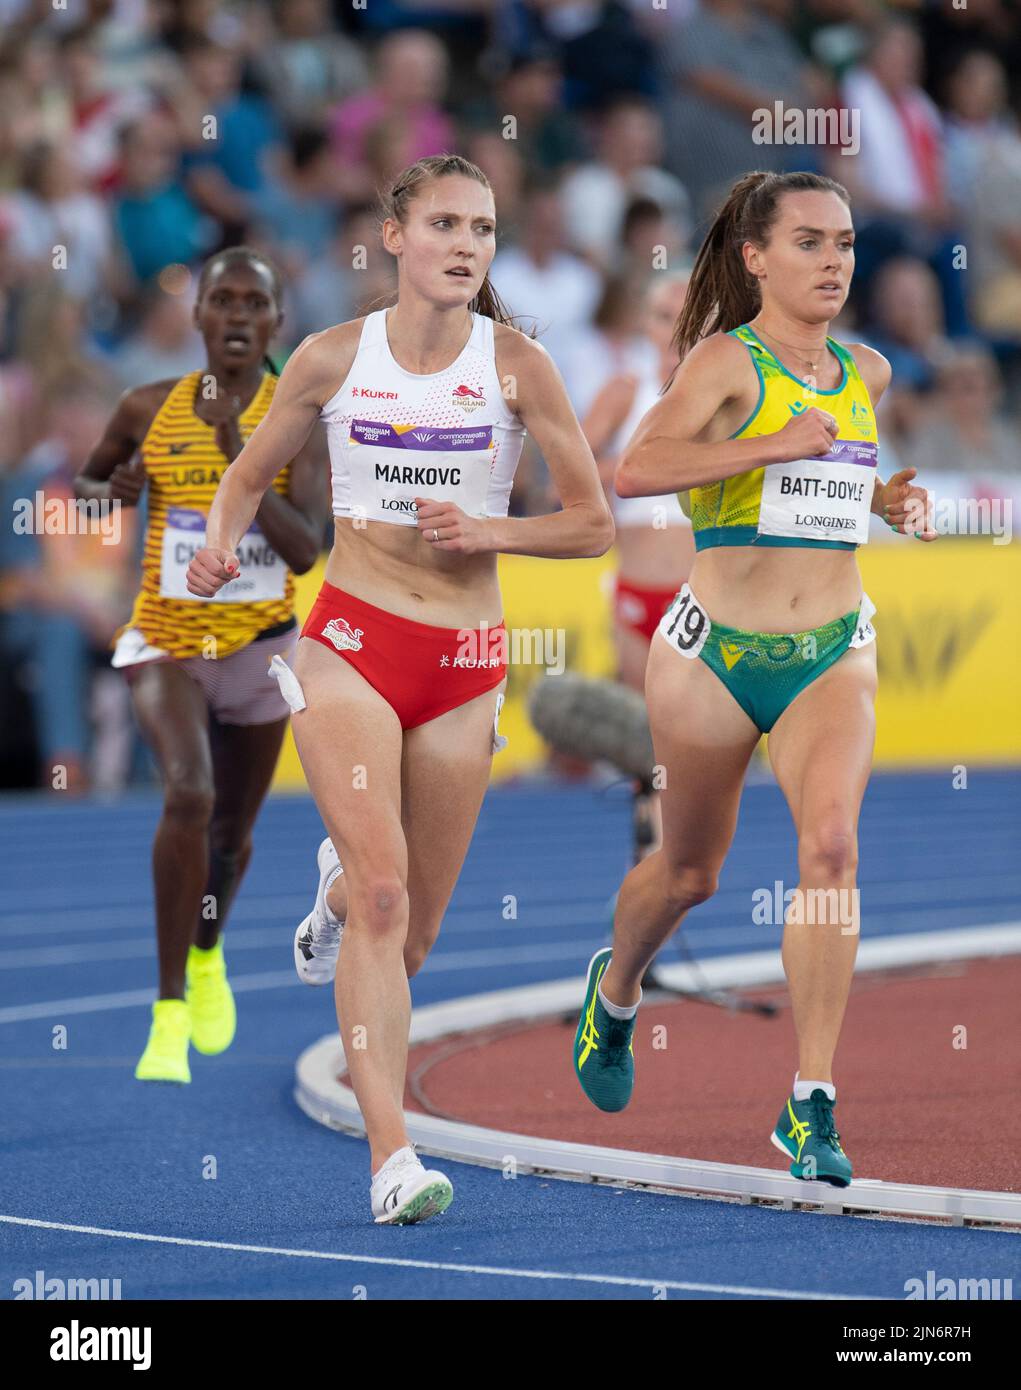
xmin=347 ymin=420 xmax=495 ymax=524
xmin=159 ymin=506 xmax=286 ymax=602
xmin=657 ymin=583 xmax=711 ymax=659
xmin=758 ymin=440 xmax=877 ymax=545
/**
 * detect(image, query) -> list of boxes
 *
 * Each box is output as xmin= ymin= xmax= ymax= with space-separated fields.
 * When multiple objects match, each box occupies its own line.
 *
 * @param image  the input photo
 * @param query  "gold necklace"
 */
xmin=754 ymin=324 xmax=828 ymax=375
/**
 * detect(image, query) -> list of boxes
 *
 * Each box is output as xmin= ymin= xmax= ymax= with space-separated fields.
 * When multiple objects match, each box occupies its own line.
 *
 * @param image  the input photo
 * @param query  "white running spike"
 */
xmin=293 ymin=838 xmax=345 ymax=986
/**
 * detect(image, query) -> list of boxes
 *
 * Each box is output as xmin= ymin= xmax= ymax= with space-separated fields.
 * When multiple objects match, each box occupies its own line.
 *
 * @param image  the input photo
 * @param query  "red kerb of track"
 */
xmin=404 ymin=955 xmax=1021 ymax=1193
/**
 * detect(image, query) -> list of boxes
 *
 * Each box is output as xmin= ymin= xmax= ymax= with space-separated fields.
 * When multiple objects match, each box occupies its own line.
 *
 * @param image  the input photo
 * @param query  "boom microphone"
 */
xmin=531 ymin=674 xmax=779 ymax=1020
xmin=527 ymin=673 xmax=655 ymax=784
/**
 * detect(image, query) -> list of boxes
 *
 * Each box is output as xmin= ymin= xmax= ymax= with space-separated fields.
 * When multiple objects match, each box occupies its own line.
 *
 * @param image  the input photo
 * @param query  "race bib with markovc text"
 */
xmin=758 ymin=439 xmax=878 ymax=544
xmin=159 ymin=506 xmax=286 ymax=602
xmin=347 ymin=419 xmax=495 ymax=524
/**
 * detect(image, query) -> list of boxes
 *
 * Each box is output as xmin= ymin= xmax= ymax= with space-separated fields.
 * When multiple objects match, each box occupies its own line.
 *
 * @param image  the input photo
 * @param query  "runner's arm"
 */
xmin=581 ymin=373 xmax=640 ymax=495
xmin=581 ymin=373 xmax=639 ymax=459
xmin=481 ymin=334 xmax=614 ymax=559
xmin=204 ymin=333 xmax=339 ymax=556
xmin=250 ymin=421 xmax=330 ymax=574
xmin=74 ymin=385 xmax=171 ymax=505
xmin=850 ymin=343 xmax=900 ymax=517
xmin=616 ymin=334 xmax=801 ymax=495
xmin=853 ymin=342 xmax=933 ymax=536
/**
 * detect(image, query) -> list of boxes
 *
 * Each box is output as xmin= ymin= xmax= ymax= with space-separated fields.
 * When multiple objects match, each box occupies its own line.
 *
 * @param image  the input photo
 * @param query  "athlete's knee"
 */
xmin=799 ymin=821 xmax=857 ymax=882
xmin=208 ymin=833 xmax=251 ymax=878
xmin=209 ymin=820 xmax=252 ymax=863
xmin=162 ymin=773 xmax=215 ymax=827
xmin=349 ymin=873 xmax=409 ymax=937
xmin=661 ymin=862 xmax=718 ymax=913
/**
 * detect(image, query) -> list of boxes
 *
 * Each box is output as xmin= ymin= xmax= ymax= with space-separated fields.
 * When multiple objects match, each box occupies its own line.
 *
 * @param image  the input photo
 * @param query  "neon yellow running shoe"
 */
xmin=186 ymin=941 xmax=237 ymax=1055
xmin=135 ymin=999 xmax=191 ymax=1083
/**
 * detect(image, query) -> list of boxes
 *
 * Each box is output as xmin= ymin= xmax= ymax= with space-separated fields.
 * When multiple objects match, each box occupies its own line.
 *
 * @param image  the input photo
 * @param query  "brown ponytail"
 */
xmin=670 ymin=170 xmax=851 ymax=363
xmin=375 ymin=153 xmax=526 ymax=330
xmin=468 ymin=271 xmax=519 ymax=328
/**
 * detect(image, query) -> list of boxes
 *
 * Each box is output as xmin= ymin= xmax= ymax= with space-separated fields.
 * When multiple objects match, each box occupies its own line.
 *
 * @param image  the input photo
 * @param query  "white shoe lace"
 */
xmin=373 ymin=1155 xmax=423 ymax=1206
xmin=306 ymin=904 xmax=341 ymax=953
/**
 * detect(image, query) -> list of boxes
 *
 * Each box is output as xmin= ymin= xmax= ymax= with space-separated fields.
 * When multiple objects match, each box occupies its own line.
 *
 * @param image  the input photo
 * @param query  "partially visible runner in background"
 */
xmin=582 ymin=273 xmax=694 ymax=691
xmin=581 ymin=273 xmax=694 ymax=857
xmin=75 ymin=247 xmax=327 ymax=1085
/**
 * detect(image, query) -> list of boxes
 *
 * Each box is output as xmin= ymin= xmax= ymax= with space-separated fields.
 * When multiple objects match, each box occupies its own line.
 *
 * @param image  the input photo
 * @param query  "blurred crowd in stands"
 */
xmin=0 ymin=0 xmax=1019 ymax=790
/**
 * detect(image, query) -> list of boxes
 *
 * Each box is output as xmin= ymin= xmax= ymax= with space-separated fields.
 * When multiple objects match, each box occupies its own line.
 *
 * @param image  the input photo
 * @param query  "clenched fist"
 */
xmin=774 ymin=406 xmax=839 ymax=462
xmin=108 ymin=455 xmax=147 ymax=506
xmin=186 ymin=547 xmax=241 ymax=597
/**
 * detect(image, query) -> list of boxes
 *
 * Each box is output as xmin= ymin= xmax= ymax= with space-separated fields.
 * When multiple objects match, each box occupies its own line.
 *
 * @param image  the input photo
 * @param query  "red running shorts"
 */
xmin=613 ymin=576 xmax=679 ymax=645
xmin=300 ymin=580 xmax=506 ymax=730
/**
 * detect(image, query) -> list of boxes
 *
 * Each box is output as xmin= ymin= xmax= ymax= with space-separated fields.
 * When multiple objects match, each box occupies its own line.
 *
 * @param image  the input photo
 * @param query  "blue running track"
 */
xmin=1 ymin=771 xmax=1019 ymax=1299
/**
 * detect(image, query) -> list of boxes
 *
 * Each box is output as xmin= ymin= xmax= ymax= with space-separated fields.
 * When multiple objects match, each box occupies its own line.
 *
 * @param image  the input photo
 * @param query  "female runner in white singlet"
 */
xmin=581 ymin=273 xmax=694 ymax=858
xmin=583 ymin=274 xmax=694 ymax=689
xmin=187 ymin=155 xmax=613 ymax=1226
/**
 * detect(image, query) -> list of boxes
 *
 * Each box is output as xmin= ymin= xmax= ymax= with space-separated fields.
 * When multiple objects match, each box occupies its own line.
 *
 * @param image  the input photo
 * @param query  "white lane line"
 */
xmin=6 ymin=922 xmax=1021 ymax=1024
xmin=0 ymin=932 xmax=604 ymax=971
xmin=4 ymin=818 xmax=1012 ymax=852
xmin=0 ymin=1215 xmax=866 ymax=1299
xmin=0 ymin=972 xmax=299 ymax=1024
xmin=4 ymin=866 xmax=1016 ymax=938
xmin=0 ymin=897 xmax=311 ymax=935
xmin=0 ymin=946 xmax=580 ymax=1022
xmin=0 ymin=928 xmax=289 ymax=969
xmin=0 ymin=888 xmax=614 ymax=935
xmin=0 ymin=944 xmax=599 ymax=1022
xmin=0 ymin=897 xmax=612 ymax=947
xmin=0 ymin=944 xmax=582 ymax=1022
xmin=0 ymin=986 xmax=157 ymax=1022
xmin=5 ymin=897 xmax=1017 ymax=968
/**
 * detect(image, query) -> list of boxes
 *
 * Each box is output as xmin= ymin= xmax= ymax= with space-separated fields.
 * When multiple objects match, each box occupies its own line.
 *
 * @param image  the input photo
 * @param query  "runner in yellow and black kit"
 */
xmin=75 ymin=247 xmax=327 ymax=1083
xmin=574 ymin=171 xmax=936 ymax=1186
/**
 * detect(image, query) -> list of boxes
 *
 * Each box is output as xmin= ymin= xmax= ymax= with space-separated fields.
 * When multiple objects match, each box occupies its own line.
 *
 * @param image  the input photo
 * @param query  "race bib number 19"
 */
xmin=658 ymin=584 xmax=710 ymax=659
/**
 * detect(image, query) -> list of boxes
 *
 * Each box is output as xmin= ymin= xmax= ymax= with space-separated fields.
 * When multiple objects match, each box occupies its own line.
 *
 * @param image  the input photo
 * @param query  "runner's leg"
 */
xmin=600 ymin=635 xmax=762 ymax=1006
xmin=400 ymin=682 xmax=505 ymax=980
xmin=333 ymin=682 xmax=502 ymax=1116
xmin=766 ymin=643 xmax=878 ymax=1082
xmin=129 ymin=661 xmax=214 ymax=1000
xmin=194 ymin=714 xmax=289 ymax=949
xmin=290 ymin=637 xmax=410 ymax=1172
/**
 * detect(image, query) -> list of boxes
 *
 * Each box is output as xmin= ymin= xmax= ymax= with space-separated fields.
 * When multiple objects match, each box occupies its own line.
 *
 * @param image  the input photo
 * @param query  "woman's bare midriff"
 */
xmin=689 ymin=545 xmax=863 ymax=632
xmin=322 ymin=516 xmax=504 ymax=628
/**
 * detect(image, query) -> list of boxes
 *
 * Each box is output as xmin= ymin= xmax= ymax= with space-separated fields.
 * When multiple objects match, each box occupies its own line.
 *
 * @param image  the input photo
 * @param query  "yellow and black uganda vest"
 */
xmin=686 ymin=324 xmax=878 ymax=551
xmin=122 ymin=370 xmax=294 ymax=659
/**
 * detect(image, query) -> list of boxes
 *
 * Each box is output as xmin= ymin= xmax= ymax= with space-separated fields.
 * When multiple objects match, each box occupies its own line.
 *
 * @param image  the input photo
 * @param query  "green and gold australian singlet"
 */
xmin=660 ymin=325 xmax=879 ymax=732
xmin=686 ymin=323 xmax=878 ymax=551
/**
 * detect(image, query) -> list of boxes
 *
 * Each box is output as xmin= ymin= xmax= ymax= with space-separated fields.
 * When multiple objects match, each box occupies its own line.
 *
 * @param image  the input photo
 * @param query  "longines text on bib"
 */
xmin=758 ymin=439 xmax=877 ymax=544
